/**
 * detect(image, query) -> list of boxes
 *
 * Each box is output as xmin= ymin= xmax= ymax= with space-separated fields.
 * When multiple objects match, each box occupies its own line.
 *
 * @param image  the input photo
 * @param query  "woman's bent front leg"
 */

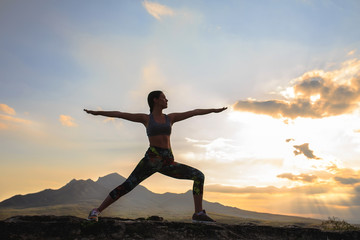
xmin=159 ymin=162 xmax=205 ymax=213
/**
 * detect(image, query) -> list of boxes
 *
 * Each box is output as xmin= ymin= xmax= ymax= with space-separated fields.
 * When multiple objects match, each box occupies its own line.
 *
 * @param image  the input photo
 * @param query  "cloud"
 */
xmin=0 ymin=103 xmax=16 ymax=115
xmin=59 ymin=115 xmax=77 ymax=127
xmin=206 ymin=185 xmax=281 ymax=194
xmin=206 ymin=183 xmax=329 ymax=195
xmin=0 ymin=114 xmax=31 ymax=124
xmin=142 ymin=0 xmax=174 ymax=20
xmin=0 ymin=104 xmax=32 ymax=130
xmin=233 ymin=59 xmax=360 ymax=119
xmin=348 ymin=50 xmax=356 ymax=56
xmin=277 ymin=173 xmax=318 ymax=183
xmin=182 ymin=137 xmax=246 ymax=163
xmin=334 ymin=177 xmax=360 ymax=185
xmin=286 ymin=138 xmax=294 ymax=142
xmin=350 ymin=186 xmax=360 ymax=206
xmin=293 ymin=143 xmax=321 ymax=160
xmin=326 ymin=165 xmax=360 ymax=185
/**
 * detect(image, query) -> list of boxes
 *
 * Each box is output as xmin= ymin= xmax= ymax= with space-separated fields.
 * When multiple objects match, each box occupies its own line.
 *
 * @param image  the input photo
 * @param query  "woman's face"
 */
xmin=156 ymin=93 xmax=168 ymax=109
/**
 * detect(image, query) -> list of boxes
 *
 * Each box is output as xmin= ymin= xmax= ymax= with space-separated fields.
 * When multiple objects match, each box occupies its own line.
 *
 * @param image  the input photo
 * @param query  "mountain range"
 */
xmin=0 ymin=173 xmax=321 ymax=225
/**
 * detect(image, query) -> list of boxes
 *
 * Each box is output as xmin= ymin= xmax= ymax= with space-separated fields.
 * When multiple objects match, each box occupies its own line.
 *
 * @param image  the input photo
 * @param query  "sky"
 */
xmin=1 ymin=0 xmax=360 ymax=223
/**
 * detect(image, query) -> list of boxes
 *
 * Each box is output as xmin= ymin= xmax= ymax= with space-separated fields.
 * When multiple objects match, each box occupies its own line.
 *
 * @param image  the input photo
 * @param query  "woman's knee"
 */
xmin=192 ymin=170 xmax=205 ymax=195
xmin=195 ymin=169 xmax=205 ymax=183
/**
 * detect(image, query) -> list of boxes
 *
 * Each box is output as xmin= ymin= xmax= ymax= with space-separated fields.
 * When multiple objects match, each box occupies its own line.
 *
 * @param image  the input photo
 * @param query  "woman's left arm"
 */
xmin=169 ymin=107 xmax=227 ymax=124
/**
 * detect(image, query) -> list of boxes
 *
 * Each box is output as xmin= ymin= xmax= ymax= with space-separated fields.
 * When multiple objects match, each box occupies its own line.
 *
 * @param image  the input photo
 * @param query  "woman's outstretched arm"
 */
xmin=169 ymin=107 xmax=227 ymax=124
xmin=84 ymin=109 xmax=148 ymax=124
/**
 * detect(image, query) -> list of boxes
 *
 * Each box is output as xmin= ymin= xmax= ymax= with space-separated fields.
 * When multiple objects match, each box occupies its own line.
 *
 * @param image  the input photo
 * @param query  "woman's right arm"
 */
xmin=84 ymin=109 xmax=148 ymax=124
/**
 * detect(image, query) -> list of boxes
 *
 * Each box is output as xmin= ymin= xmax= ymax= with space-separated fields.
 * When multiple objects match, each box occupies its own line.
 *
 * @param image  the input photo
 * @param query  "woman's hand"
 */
xmin=169 ymin=107 xmax=228 ymax=123
xmin=84 ymin=109 xmax=98 ymax=115
xmin=83 ymin=109 xmax=147 ymax=124
xmin=213 ymin=107 xmax=227 ymax=113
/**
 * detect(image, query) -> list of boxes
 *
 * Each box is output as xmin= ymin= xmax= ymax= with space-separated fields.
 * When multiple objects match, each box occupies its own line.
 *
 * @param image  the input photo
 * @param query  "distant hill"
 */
xmin=0 ymin=173 xmax=321 ymax=226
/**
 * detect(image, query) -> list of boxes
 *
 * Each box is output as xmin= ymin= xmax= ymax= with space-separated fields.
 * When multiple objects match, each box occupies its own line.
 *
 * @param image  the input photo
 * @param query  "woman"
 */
xmin=85 ymin=90 xmax=227 ymax=223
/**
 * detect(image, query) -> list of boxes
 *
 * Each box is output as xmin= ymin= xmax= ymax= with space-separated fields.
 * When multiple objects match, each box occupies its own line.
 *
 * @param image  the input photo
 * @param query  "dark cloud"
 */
xmin=277 ymin=173 xmax=318 ymax=183
xmin=334 ymin=177 xmax=360 ymax=185
xmin=349 ymin=186 xmax=360 ymax=206
xmin=293 ymin=143 xmax=321 ymax=160
xmin=233 ymin=60 xmax=360 ymax=119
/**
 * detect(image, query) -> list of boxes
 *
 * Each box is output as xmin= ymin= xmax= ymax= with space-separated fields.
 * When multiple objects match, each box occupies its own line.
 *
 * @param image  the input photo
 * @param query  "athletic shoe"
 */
xmin=87 ymin=208 xmax=100 ymax=222
xmin=192 ymin=209 xmax=216 ymax=223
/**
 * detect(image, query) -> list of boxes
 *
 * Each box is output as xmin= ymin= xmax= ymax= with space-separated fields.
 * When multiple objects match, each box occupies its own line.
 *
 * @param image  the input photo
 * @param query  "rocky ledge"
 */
xmin=1 ymin=215 xmax=359 ymax=240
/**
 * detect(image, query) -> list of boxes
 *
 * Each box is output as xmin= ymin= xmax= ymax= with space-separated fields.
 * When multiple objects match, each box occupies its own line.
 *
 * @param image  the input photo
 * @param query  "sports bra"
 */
xmin=146 ymin=113 xmax=172 ymax=137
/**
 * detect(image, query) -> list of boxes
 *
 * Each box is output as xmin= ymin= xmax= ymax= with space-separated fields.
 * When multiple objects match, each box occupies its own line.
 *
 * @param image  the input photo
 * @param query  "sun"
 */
xmin=226 ymin=108 xmax=360 ymax=185
xmin=228 ymin=110 xmax=292 ymax=159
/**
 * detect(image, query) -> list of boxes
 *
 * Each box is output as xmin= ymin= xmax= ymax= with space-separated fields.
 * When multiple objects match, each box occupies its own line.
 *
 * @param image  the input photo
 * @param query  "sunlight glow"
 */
xmin=280 ymin=87 xmax=296 ymax=99
xmin=310 ymin=94 xmax=321 ymax=103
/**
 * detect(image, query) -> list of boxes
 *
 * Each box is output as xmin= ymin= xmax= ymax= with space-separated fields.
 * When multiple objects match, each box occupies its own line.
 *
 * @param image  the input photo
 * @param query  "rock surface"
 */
xmin=1 ymin=215 xmax=359 ymax=240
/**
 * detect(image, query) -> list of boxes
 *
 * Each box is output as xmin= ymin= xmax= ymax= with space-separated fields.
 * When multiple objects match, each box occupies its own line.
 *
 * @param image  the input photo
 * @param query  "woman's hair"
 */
xmin=147 ymin=90 xmax=163 ymax=113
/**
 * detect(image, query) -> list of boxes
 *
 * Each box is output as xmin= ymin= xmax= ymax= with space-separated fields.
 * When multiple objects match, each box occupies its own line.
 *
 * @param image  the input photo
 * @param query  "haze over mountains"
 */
xmin=0 ymin=173 xmax=321 ymax=225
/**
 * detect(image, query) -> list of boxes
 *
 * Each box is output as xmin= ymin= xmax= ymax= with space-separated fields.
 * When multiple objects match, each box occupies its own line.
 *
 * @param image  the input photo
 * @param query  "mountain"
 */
xmin=0 ymin=173 xmax=321 ymax=225
xmin=0 ymin=179 xmax=108 ymax=208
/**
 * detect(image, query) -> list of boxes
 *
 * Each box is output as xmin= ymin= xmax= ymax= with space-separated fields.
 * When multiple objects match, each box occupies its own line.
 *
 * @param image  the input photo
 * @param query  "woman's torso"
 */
xmin=146 ymin=113 xmax=172 ymax=149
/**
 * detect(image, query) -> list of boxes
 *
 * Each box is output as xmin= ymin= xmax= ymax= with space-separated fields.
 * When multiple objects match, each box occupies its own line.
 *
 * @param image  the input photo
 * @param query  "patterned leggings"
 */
xmin=109 ymin=146 xmax=205 ymax=200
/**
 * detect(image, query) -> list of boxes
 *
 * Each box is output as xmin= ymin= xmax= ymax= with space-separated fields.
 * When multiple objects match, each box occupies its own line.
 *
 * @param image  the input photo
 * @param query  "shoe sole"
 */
xmin=87 ymin=217 xmax=98 ymax=222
